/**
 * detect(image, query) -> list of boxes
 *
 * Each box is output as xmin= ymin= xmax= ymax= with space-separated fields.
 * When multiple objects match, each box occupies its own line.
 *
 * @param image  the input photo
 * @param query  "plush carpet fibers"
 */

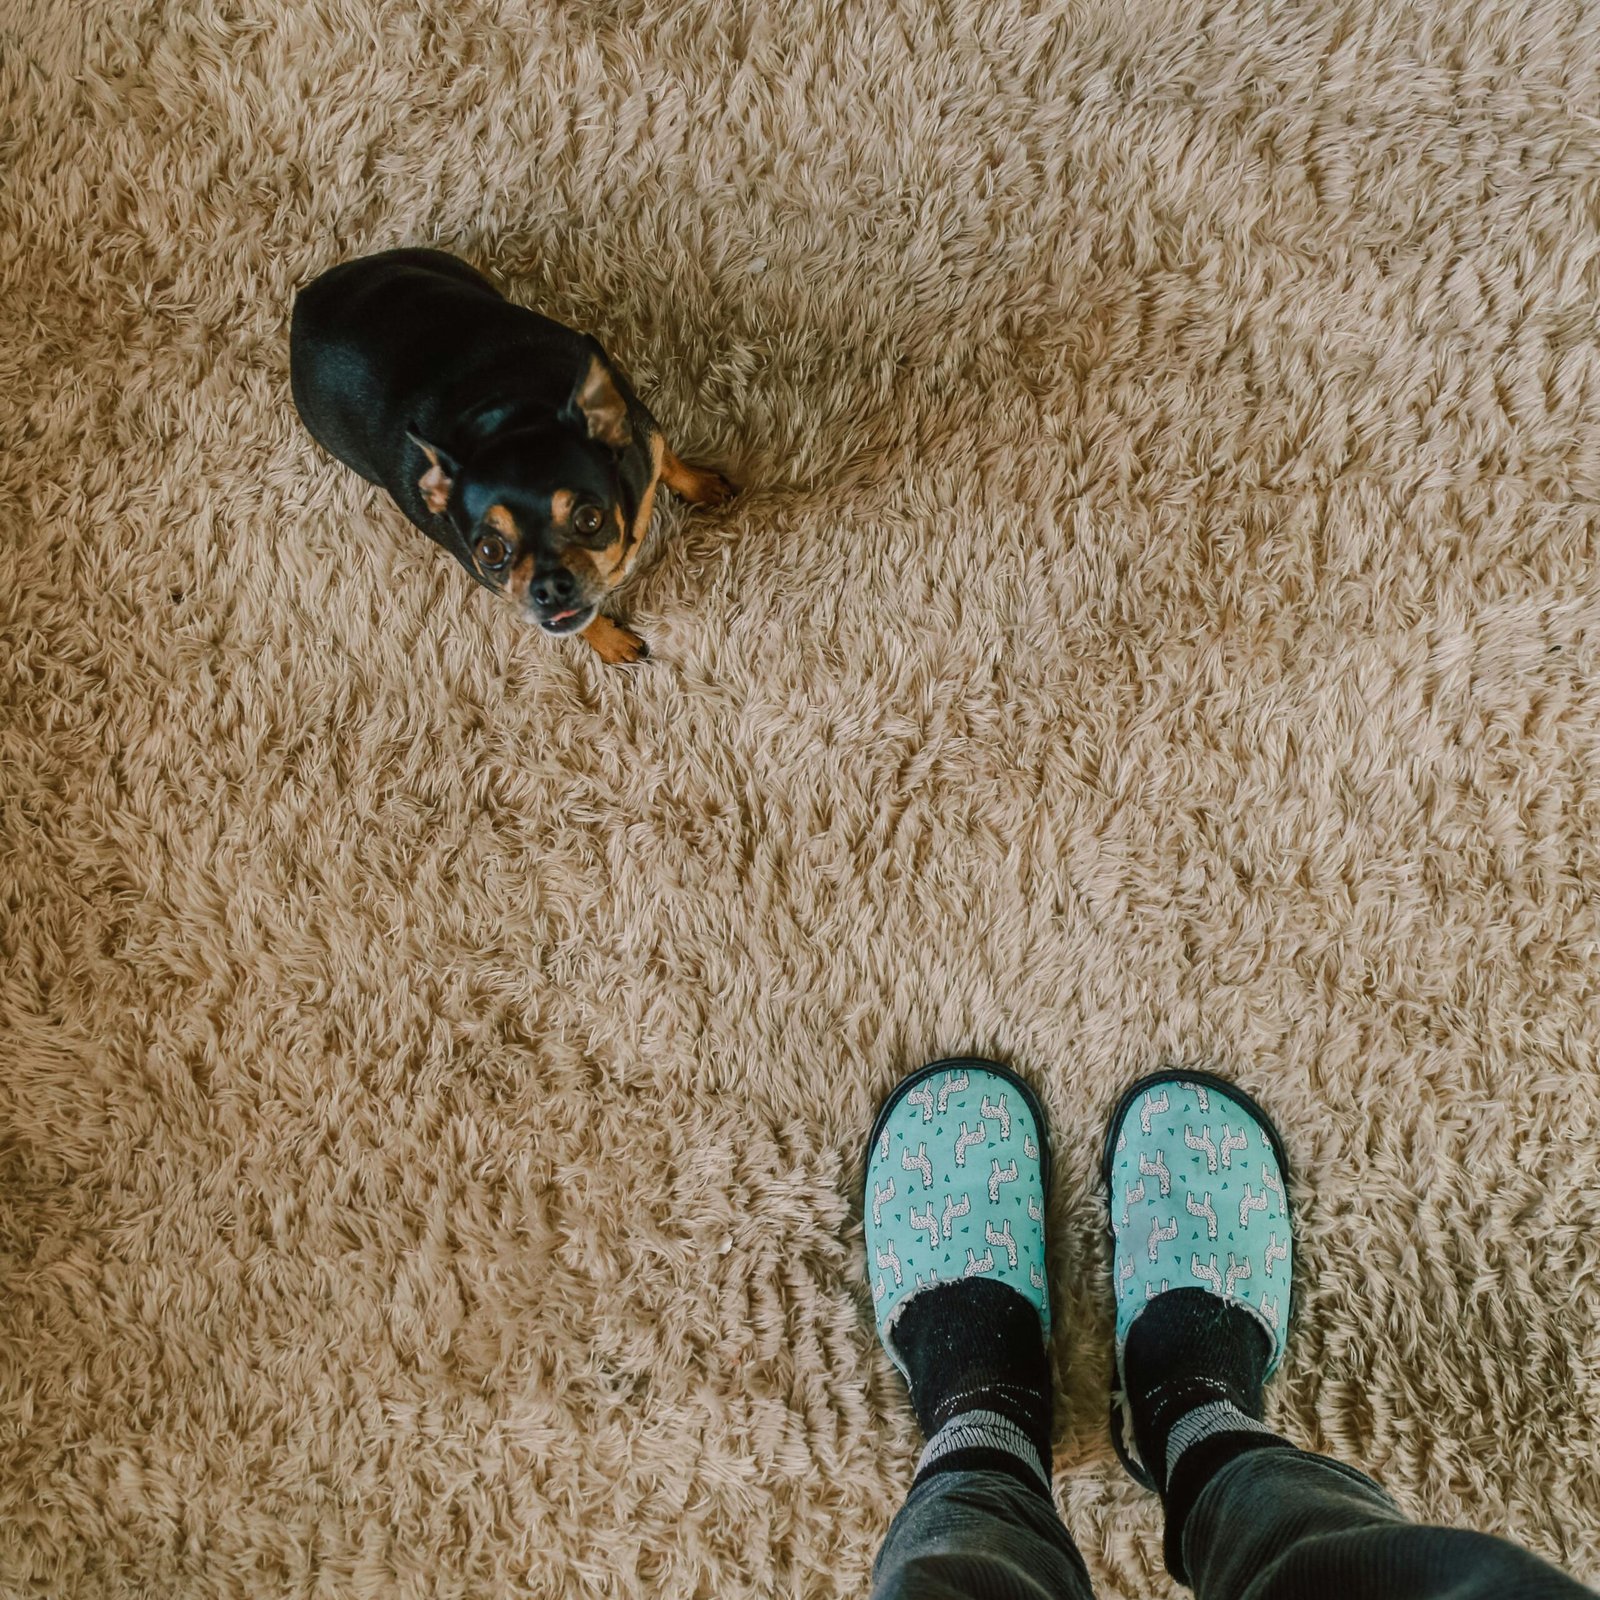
xmin=4 ymin=1 xmax=1600 ymax=1595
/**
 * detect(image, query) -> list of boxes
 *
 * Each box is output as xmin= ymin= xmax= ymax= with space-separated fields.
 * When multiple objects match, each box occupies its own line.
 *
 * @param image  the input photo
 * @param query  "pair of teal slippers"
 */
xmin=864 ymin=1058 xmax=1292 ymax=1485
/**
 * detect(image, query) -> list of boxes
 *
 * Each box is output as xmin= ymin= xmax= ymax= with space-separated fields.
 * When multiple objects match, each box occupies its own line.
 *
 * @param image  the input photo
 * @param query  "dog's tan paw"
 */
xmin=690 ymin=468 xmax=738 ymax=508
xmin=662 ymin=448 xmax=738 ymax=508
xmin=581 ymin=614 xmax=649 ymax=666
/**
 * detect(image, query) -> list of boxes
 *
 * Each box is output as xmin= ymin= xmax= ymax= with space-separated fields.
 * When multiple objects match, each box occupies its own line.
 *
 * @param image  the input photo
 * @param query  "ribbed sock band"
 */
xmin=916 ymin=1408 xmax=1051 ymax=1494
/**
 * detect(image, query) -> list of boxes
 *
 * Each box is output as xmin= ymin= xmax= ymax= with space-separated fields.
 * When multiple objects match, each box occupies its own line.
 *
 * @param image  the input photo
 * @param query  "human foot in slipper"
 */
xmin=1102 ymin=1070 xmax=1295 ymax=1515
xmin=865 ymin=1058 xmax=1054 ymax=1493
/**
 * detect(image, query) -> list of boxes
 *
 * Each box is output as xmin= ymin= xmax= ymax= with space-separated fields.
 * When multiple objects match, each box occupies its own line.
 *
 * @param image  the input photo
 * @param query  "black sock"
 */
xmin=1122 ymin=1289 xmax=1292 ymax=1576
xmin=893 ymin=1278 xmax=1053 ymax=1495
xmin=1124 ymin=1288 xmax=1278 ymax=1491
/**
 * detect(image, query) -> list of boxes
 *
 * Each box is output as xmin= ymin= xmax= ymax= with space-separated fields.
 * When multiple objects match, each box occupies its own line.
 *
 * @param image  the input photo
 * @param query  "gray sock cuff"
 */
xmin=916 ymin=1407 xmax=1050 ymax=1493
xmin=1164 ymin=1398 xmax=1276 ymax=1482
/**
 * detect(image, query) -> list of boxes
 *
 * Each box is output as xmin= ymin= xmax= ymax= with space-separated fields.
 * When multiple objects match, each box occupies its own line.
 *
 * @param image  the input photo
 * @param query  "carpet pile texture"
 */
xmin=3 ymin=1 xmax=1600 ymax=1594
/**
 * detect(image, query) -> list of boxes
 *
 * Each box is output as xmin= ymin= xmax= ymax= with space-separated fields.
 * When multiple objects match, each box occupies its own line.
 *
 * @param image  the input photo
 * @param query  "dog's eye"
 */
xmin=475 ymin=534 xmax=510 ymax=569
xmin=574 ymin=504 xmax=606 ymax=538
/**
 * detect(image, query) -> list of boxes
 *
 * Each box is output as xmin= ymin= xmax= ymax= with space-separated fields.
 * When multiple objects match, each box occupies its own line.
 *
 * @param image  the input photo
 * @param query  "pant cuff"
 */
xmin=1165 ymin=1431 xmax=1294 ymax=1581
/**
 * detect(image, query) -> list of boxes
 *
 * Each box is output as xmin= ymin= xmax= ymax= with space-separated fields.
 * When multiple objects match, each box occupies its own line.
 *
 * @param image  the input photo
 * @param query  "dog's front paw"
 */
xmin=581 ymin=614 xmax=649 ymax=666
xmin=663 ymin=450 xmax=739 ymax=508
xmin=693 ymin=469 xmax=739 ymax=508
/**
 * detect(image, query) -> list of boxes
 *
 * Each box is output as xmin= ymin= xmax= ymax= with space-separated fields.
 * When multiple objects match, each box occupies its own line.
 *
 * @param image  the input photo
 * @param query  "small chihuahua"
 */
xmin=289 ymin=249 xmax=735 ymax=664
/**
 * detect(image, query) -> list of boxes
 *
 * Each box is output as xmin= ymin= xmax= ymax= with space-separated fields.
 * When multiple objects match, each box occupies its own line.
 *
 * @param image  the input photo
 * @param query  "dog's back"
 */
xmin=290 ymin=249 xmax=508 ymax=486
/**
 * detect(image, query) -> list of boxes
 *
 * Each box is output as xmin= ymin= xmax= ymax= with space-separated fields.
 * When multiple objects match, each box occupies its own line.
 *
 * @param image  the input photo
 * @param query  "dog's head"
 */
xmin=408 ymin=356 xmax=642 ymax=636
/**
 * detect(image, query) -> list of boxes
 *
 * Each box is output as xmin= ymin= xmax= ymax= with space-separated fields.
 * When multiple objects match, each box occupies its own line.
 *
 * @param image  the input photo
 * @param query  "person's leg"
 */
xmin=865 ymin=1059 xmax=1095 ymax=1600
xmin=1183 ymin=1444 xmax=1595 ymax=1600
xmin=872 ymin=1464 xmax=1094 ymax=1600
xmin=1104 ymin=1071 xmax=1597 ymax=1600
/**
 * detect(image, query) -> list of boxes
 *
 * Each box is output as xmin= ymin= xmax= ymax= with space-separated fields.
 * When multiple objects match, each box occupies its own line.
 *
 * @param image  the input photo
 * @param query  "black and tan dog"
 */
xmin=289 ymin=248 xmax=734 ymax=664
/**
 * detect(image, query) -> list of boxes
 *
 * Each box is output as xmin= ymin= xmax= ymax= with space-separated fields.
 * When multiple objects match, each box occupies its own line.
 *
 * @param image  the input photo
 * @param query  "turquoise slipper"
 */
xmin=865 ymin=1058 xmax=1051 ymax=1372
xmin=1101 ymin=1069 xmax=1293 ymax=1487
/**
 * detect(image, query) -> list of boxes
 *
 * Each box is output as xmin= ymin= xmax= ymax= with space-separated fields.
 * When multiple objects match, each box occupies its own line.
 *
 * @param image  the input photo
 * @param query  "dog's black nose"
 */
xmin=531 ymin=569 xmax=578 ymax=609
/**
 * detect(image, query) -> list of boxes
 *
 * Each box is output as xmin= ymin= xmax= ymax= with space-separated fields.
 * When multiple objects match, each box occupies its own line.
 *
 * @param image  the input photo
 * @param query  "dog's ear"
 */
xmin=406 ymin=430 xmax=458 ymax=514
xmin=563 ymin=352 xmax=632 ymax=449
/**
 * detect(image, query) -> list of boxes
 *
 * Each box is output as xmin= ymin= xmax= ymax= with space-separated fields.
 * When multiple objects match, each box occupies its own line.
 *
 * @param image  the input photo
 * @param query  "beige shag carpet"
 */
xmin=5 ymin=1 xmax=1600 ymax=1594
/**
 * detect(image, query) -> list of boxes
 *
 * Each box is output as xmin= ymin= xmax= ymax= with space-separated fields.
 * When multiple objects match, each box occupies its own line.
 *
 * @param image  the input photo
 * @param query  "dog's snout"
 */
xmin=531 ymin=568 xmax=578 ymax=609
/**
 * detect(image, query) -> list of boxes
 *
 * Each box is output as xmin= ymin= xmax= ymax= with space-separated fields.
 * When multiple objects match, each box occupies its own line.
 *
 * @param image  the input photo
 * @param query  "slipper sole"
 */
xmin=1102 ymin=1068 xmax=1292 ymax=1367
xmin=865 ymin=1057 xmax=1051 ymax=1373
xmin=1102 ymin=1069 xmax=1294 ymax=1487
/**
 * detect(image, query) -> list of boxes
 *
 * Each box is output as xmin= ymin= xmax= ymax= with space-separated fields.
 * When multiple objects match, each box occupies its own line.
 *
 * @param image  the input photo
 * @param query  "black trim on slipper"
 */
xmin=1100 ymin=1067 xmax=1295 ymax=1493
xmin=866 ymin=1056 xmax=1055 ymax=1377
xmin=1100 ymin=1068 xmax=1290 ymax=1198
xmin=867 ymin=1056 xmax=1052 ymax=1203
